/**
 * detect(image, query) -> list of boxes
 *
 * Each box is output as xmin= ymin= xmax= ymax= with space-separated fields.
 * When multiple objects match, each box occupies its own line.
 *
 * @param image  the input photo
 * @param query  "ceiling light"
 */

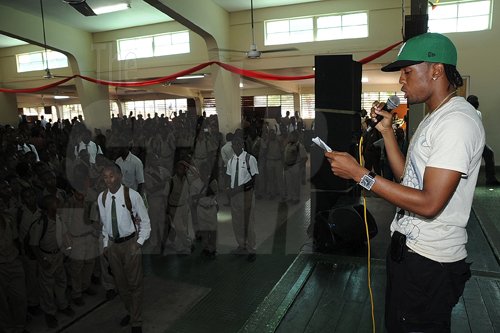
xmin=361 ymin=77 xmax=369 ymax=83
xmin=94 ymin=3 xmax=130 ymax=15
xmin=239 ymin=82 xmax=244 ymax=88
xmin=177 ymin=74 xmax=205 ymax=80
xmin=54 ymin=95 xmax=70 ymax=99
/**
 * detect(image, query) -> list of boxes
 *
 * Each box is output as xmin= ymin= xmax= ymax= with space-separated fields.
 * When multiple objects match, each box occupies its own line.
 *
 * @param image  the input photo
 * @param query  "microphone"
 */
xmin=366 ymin=95 xmax=400 ymax=132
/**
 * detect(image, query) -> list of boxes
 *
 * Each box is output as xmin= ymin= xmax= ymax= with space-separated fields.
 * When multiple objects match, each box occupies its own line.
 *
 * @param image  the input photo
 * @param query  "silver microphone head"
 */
xmin=386 ymin=95 xmax=401 ymax=110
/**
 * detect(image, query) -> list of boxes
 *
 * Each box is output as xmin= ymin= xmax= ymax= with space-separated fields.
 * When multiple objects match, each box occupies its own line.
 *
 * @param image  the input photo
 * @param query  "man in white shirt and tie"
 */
xmin=74 ymin=129 xmax=103 ymax=165
xmin=98 ymin=163 xmax=150 ymax=333
xmin=226 ymin=135 xmax=259 ymax=262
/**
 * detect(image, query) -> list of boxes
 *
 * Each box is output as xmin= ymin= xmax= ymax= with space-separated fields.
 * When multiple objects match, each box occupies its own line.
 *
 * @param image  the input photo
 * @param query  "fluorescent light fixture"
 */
xmin=177 ymin=74 xmax=205 ymax=80
xmin=54 ymin=95 xmax=70 ymax=99
xmin=361 ymin=77 xmax=369 ymax=83
xmin=94 ymin=3 xmax=130 ymax=15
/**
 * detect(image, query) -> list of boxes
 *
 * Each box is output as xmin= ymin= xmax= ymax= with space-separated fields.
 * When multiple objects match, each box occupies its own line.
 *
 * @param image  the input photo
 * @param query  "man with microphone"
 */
xmin=326 ymin=33 xmax=484 ymax=332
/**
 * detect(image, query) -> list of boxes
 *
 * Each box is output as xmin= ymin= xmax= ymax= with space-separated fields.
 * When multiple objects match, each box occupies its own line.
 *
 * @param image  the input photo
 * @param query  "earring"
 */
xmin=432 ymin=77 xmax=437 ymax=81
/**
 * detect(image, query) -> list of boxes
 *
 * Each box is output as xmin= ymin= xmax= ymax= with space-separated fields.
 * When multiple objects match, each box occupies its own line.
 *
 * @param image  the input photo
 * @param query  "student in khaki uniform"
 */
xmin=0 ymin=210 xmax=28 ymax=333
xmin=98 ymin=163 xmax=151 ymax=333
xmin=63 ymin=186 xmax=100 ymax=306
xmin=30 ymin=195 xmax=74 ymax=329
xmin=17 ymin=187 xmax=42 ymax=315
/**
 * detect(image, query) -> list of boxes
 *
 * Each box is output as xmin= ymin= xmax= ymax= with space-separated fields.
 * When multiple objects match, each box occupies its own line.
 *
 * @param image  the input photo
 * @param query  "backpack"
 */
xmin=24 ymin=215 xmax=48 ymax=260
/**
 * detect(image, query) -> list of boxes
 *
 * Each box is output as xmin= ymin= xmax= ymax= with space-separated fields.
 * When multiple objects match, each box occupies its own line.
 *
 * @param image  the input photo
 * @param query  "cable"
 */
xmin=359 ymin=135 xmax=376 ymax=333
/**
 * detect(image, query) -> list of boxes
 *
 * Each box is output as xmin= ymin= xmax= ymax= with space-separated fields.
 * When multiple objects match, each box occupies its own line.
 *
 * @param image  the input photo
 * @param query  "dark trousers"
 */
xmin=385 ymin=246 xmax=471 ymax=333
xmin=483 ymin=144 xmax=497 ymax=181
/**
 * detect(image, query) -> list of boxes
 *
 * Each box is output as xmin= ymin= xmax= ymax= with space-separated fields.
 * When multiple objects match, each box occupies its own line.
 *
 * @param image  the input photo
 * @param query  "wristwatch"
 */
xmin=359 ymin=171 xmax=377 ymax=191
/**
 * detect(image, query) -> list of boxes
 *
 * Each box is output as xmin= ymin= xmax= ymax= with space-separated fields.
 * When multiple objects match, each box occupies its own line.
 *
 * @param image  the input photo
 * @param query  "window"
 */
xmin=117 ymin=31 xmax=190 ymax=60
xmin=317 ymin=12 xmax=368 ymax=41
xmin=265 ymin=11 xmax=368 ymax=45
xmin=253 ymin=95 xmax=295 ymax=117
xmin=61 ymin=104 xmax=84 ymax=121
xmin=16 ymin=50 xmax=68 ymax=73
xmin=123 ymin=98 xmax=188 ymax=118
xmin=266 ymin=17 xmax=314 ymax=45
xmin=202 ymin=98 xmax=218 ymax=117
xmin=428 ymin=0 xmax=491 ymax=33
xmin=300 ymin=94 xmax=315 ymax=119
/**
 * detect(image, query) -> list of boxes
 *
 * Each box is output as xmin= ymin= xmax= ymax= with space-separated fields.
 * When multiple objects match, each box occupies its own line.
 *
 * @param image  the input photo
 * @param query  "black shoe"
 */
xmin=73 ymin=297 xmax=85 ymax=306
xmin=106 ymin=289 xmax=117 ymax=300
xmin=91 ymin=275 xmax=101 ymax=285
xmin=59 ymin=306 xmax=75 ymax=317
xmin=45 ymin=313 xmax=58 ymax=328
xmin=83 ymin=288 xmax=97 ymax=296
xmin=27 ymin=305 xmax=42 ymax=316
xmin=131 ymin=326 xmax=143 ymax=333
xmin=120 ymin=314 xmax=131 ymax=327
xmin=247 ymin=253 xmax=257 ymax=262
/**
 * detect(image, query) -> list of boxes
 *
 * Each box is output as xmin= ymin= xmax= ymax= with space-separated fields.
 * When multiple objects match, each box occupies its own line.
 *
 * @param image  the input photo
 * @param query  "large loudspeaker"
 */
xmin=310 ymin=55 xmax=364 ymax=253
xmin=311 ymin=55 xmax=362 ymax=192
xmin=404 ymin=14 xmax=428 ymax=41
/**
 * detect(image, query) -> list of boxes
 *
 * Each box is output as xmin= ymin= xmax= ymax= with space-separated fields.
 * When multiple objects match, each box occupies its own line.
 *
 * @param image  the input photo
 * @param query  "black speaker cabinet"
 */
xmin=311 ymin=55 xmax=362 ymax=192
xmin=404 ymin=14 xmax=428 ymax=41
xmin=311 ymin=55 xmax=363 ymax=253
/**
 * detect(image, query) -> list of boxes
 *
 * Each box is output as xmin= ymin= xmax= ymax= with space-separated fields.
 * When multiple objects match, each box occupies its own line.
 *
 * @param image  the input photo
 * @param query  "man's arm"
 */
xmin=325 ymin=151 xmax=461 ymax=219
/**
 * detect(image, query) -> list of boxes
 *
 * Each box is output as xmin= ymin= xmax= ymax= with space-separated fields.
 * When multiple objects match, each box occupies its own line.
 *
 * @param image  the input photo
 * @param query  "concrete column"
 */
xmin=0 ymin=92 xmax=20 ymax=126
xmin=213 ymin=66 xmax=241 ymax=134
xmin=74 ymin=78 xmax=111 ymax=131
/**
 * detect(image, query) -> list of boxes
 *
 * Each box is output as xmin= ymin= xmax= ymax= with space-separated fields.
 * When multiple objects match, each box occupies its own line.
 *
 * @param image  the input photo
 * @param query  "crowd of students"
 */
xmin=0 ymin=108 xmax=311 ymax=332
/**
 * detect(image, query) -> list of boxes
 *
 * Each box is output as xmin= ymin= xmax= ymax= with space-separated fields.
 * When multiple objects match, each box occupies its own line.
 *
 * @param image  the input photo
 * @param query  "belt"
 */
xmin=40 ymin=248 xmax=60 ymax=254
xmin=71 ymin=231 xmax=94 ymax=238
xmin=110 ymin=232 xmax=136 ymax=244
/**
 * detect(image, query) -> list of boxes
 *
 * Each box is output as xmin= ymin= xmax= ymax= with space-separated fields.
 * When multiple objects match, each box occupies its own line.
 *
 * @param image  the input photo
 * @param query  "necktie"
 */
xmin=111 ymin=195 xmax=119 ymax=239
xmin=233 ymin=157 xmax=239 ymax=188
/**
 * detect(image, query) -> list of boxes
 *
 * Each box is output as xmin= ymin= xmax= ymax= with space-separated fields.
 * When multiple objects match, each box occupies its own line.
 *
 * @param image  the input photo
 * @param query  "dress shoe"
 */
xmin=131 ymin=326 xmax=143 ymax=333
xmin=45 ymin=313 xmax=58 ymax=328
xmin=83 ymin=288 xmax=97 ymax=296
xmin=27 ymin=305 xmax=42 ymax=316
xmin=106 ymin=289 xmax=117 ymax=300
xmin=120 ymin=314 xmax=131 ymax=326
xmin=247 ymin=253 xmax=257 ymax=262
xmin=73 ymin=297 xmax=85 ymax=306
xmin=59 ymin=306 xmax=75 ymax=317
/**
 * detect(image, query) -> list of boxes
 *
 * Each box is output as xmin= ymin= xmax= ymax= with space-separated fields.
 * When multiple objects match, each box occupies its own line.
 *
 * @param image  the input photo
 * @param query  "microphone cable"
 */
xmin=358 ymin=134 xmax=376 ymax=333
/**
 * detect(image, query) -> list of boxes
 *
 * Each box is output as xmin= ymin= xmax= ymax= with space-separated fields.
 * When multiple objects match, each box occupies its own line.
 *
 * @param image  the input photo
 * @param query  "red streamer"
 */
xmin=0 ymin=41 xmax=401 ymax=94
xmin=358 ymin=40 xmax=403 ymax=64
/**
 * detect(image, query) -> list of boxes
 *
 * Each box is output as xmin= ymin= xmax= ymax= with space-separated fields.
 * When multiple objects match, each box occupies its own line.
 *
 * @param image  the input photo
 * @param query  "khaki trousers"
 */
xmin=39 ymin=252 xmax=68 ymax=315
xmin=0 ymin=257 xmax=27 ymax=333
xmin=107 ymin=237 xmax=143 ymax=328
xmin=230 ymin=189 xmax=256 ymax=252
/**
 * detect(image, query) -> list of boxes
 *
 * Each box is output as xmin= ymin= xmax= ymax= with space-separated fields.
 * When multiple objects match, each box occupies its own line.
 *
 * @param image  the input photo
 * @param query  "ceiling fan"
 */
xmin=62 ymin=0 xmax=96 ymax=16
xmin=214 ymin=0 xmax=297 ymax=59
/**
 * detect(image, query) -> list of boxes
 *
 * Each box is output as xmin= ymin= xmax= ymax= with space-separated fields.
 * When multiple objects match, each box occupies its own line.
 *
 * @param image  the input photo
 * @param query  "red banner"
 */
xmin=0 ymin=41 xmax=402 ymax=94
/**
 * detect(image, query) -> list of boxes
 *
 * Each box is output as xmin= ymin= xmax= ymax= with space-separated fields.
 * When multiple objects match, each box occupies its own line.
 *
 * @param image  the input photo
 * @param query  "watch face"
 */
xmin=360 ymin=174 xmax=375 ymax=190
